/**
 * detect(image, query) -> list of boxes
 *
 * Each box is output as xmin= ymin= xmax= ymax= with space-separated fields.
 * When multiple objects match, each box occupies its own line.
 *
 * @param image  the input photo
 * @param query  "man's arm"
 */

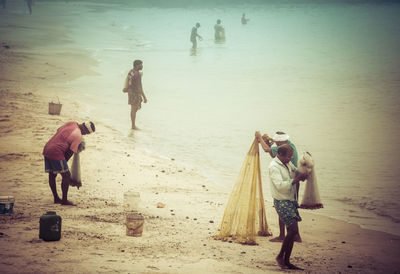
xmin=255 ymin=131 xmax=274 ymax=157
xmin=292 ymin=171 xmax=308 ymax=185
xmin=136 ymin=72 xmax=147 ymax=103
xmin=65 ymin=149 xmax=74 ymax=161
xmin=269 ymin=166 xmax=294 ymax=195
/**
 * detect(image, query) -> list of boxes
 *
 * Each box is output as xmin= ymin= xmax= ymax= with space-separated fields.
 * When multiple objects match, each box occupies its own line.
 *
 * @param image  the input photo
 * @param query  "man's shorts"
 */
xmin=44 ymin=157 xmax=69 ymax=174
xmin=274 ymin=199 xmax=302 ymax=228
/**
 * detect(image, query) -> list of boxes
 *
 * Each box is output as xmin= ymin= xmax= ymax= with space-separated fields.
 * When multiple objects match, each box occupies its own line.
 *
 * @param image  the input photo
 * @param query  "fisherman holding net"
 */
xmin=43 ymin=121 xmax=95 ymax=206
xmin=256 ymin=131 xmax=303 ymax=242
xmin=263 ymin=143 xmax=307 ymax=270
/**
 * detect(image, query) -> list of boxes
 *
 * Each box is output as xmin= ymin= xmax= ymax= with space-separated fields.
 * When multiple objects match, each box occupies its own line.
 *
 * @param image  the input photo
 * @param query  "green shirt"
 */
xmin=271 ymin=140 xmax=298 ymax=167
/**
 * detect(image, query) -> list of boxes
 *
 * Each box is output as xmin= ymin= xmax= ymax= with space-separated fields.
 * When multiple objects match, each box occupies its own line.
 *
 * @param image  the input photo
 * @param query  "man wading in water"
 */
xmin=123 ymin=60 xmax=148 ymax=130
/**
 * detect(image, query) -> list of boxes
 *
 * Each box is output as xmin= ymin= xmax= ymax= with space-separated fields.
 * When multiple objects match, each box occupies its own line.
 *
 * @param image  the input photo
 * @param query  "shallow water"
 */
xmin=8 ymin=0 xmax=400 ymax=235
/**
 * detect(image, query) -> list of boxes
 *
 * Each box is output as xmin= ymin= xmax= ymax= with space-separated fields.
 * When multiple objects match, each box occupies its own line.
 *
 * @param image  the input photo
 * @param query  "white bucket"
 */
xmin=124 ymin=191 xmax=140 ymax=212
xmin=0 ymin=196 xmax=15 ymax=214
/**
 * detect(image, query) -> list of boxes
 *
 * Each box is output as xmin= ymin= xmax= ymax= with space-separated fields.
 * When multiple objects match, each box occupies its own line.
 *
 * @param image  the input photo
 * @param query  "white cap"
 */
xmin=84 ymin=122 xmax=94 ymax=133
xmin=273 ymin=132 xmax=289 ymax=142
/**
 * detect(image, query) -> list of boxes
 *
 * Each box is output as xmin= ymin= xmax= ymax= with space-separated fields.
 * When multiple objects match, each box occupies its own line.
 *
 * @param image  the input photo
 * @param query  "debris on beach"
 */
xmin=157 ymin=202 xmax=165 ymax=208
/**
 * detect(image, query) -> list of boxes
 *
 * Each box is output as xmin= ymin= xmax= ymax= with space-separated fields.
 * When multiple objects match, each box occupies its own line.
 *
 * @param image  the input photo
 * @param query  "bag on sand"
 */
xmin=298 ymin=152 xmax=323 ymax=209
xmin=70 ymin=153 xmax=82 ymax=189
xmin=214 ymin=138 xmax=272 ymax=245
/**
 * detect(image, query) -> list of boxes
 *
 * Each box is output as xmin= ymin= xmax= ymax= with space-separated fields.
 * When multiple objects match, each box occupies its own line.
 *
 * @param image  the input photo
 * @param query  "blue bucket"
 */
xmin=0 ymin=196 xmax=15 ymax=214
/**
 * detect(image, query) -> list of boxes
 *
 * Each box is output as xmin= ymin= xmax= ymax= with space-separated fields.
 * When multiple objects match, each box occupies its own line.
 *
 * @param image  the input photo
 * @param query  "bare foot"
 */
xmin=276 ymin=256 xmax=287 ymax=269
xmin=61 ymin=200 xmax=76 ymax=206
xmin=269 ymin=236 xmax=284 ymax=242
xmin=294 ymin=234 xmax=302 ymax=243
xmin=286 ymin=262 xmax=304 ymax=270
xmin=54 ymin=198 xmax=62 ymax=204
xmin=131 ymin=126 xmax=140 ymax=130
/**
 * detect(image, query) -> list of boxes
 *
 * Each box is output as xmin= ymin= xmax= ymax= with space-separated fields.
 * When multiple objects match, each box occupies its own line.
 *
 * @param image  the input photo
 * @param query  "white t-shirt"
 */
xmin=268 ymin=157 xmax=297 ymax=201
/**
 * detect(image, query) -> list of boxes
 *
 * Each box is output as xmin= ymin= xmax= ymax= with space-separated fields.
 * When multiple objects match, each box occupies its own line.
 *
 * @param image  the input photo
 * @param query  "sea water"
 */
xmin=22 ymin=1 xmax=400 ymax=235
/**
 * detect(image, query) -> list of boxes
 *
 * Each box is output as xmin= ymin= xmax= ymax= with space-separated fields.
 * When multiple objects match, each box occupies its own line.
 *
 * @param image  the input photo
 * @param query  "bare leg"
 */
xmin=294 ymin=184 xmax=302 ymax=243
xmin=270 ymin=218 xmax=285 ymax=242
xmin=60 ymin=171 xmax=75 ymax=206
xmin=130 ymin=105 xmax=139 ymax=129
xmin=276 ymin=221 xmax=303 ymax=270
xmin=191 ymin=40 xmax=197 ymax=49
xmin=49 ymin=173 xmax=62 ymax=203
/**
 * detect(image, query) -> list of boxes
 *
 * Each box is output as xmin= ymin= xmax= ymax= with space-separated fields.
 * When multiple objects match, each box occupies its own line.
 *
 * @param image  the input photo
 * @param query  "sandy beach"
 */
xmin=1 ymin=2 xmax=400 ymax=273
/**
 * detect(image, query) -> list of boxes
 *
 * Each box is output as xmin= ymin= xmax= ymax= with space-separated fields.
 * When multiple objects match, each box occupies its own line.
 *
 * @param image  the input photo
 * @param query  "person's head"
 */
xmin=133 ymin=60 xmax=143 ymax=70
xmin=273 ymin=131 xmax=289 ymax=146
xmin=277 ymin=144 xmax=293 ymax=164
xmin=79 ymin=121 xmax=95 ymax=135
xmin=217 ymin=19 xmax=221 ymax=24
xmin=196 ymin=22 xmax=200 ymax=28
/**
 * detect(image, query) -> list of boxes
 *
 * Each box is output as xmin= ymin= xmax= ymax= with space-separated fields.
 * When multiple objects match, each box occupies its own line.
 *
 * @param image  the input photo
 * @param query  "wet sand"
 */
xmin=1 ymin=2 xmax=400 ymax=273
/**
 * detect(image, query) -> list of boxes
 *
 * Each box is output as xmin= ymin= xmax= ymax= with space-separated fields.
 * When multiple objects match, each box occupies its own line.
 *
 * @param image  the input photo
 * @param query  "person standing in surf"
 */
xmin=123 ymin=60 xmax=148 ymax=130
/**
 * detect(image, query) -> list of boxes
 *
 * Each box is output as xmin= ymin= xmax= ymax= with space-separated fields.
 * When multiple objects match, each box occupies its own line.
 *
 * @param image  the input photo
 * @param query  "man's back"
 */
xmin=127 ymin=70 xmax=142 ymax=93
xmin=43 ymin=122 xmax=81 ymax=160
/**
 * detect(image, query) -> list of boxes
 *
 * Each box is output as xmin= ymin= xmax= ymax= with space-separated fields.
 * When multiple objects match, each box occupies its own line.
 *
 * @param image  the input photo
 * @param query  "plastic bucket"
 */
xmin=0 ymin=196 xmax=15 ymax=214
xmin=124 ymin=191 xmax=140 ymax=212
xmin=126 ymin=212 xmax=144 ymax=237
xmin=48 ymin=97 xmax=62 ymax=115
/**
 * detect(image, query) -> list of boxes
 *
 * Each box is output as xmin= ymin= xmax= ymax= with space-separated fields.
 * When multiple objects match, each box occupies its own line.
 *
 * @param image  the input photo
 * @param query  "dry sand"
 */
xmin=1 ymin=5 xmax=400 ymax=274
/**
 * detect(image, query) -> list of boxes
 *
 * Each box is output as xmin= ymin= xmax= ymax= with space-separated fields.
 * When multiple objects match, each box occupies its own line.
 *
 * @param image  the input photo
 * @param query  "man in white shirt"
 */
xmin=268 ymin=144 xmax=307 ymax=270
xmin=256 ymin=131 xmax=301 ymax=242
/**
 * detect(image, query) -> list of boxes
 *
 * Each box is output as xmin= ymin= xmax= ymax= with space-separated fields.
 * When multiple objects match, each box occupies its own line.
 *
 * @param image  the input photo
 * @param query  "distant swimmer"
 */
xmin=25 ymin=0 xmax=33 ymax=15
xmin=1 ymin=0 xmax=6 ymax=9
xmin=241 ymin=13 xmax=249 ymax=25
xmin=214 ymin=19 xmax=225 ymax=42
xmin=190 ymin=22 xmax=203 ymax=49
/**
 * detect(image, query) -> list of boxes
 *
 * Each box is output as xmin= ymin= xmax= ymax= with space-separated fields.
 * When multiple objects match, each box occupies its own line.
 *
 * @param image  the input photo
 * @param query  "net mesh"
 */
xmin=298 ymin=152 xmax=323 ymax=210
xmin=70 ymin=153 xmax=82 ymax=189
xmin=215 ymin=138 xmax=272 ymax=245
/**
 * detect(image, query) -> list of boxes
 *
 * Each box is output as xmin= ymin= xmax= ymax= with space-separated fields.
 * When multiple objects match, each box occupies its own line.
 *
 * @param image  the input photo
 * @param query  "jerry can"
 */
xmin=39 ymin=211 xmax=62 ymax=241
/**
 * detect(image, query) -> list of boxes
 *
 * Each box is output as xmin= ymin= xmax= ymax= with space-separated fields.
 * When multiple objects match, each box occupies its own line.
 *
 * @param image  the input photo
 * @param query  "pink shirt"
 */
xmin=43 ymin=122 xmax=82 ymax=160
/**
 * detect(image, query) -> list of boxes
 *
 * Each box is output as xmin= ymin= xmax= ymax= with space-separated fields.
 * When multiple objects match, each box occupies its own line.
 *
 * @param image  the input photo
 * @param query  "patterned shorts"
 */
xmin=274 ymin=199 xmax=302 ymax=228
xmin=44 ymin=157 xmax=69 ymax=174
xmin=128 ymin=91 xmax=142 ymax=110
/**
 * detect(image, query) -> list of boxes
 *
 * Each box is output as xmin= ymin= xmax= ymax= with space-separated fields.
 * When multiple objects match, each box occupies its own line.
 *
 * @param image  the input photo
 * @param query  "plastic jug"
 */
xmin=124 ymin=191 xmax=140 ymax=212
xmin=39 ymin=211 xmax=62 ymax=241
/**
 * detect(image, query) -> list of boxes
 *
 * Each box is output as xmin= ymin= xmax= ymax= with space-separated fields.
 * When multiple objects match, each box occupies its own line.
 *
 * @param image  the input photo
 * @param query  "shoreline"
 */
xmin=1 ymin=2 xmax=400 ymax=273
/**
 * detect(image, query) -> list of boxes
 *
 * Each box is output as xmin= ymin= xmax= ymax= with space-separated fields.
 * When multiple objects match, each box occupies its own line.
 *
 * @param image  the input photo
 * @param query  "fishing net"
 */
xmin=298 ymin=152 xmax=323 ymax=209
xmin=70 ymin=153 xmax=82 ymax=189
xmin=215 ymin=138 xmax=272 ymax=245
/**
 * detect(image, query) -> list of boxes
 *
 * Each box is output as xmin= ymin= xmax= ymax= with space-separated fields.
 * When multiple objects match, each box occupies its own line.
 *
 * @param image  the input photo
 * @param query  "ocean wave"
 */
xmin=335 ymin=197 xmax=400 ymax=223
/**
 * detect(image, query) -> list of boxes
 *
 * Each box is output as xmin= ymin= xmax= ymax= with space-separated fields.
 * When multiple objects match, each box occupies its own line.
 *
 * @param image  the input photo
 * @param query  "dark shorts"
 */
xmin=274 ymin=199 xmax=302 ymax=228
xmin=44 ymin=157 xmax=69 ymax=174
